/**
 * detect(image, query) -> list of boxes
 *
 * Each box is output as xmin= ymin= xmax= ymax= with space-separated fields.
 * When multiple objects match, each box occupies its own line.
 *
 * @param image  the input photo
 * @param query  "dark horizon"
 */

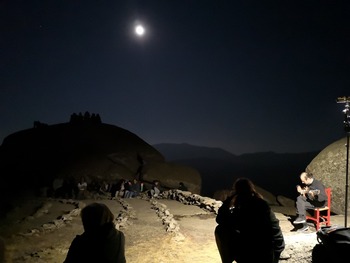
xmin=1 ymin=118 xmax=326 ymax=156
xmin=1 ymin=1 xmax=348 ymax=155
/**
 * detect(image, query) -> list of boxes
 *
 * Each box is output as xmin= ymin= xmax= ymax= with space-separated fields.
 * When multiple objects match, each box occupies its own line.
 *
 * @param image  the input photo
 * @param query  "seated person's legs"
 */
xmin=124 ymin=190 xmax=129 ymax=198
xmin=294 ymin=195 xmax=307 ymax=223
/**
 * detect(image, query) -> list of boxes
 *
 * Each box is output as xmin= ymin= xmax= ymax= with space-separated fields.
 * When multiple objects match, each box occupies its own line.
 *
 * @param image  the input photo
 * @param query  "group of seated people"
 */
xmin=50 ymin=176 xmax=88 ymax=200
xmin=110 ymin=179 xmax=172 ymax=199
xmin=50 ymin=174 xmax=189 ymax=201
xmin=109 ymin=179 xmax=188 ymax=199
xmin=109 ymin=179 xmax=142 ymax=199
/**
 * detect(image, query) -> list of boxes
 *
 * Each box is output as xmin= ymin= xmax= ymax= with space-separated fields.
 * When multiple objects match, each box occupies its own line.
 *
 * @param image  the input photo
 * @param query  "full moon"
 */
xmin=135 ymin=25 xmax=145 ymax=36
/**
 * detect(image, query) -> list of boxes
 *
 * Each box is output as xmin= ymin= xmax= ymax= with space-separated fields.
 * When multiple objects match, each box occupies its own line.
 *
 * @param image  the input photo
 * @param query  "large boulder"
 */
xmin=306 ymin=137 xmax=349 ymax=214
xmin=0 ymin=116 xmax=202 ymax=199
xmin=142 ymin=161 xmax=201 ymax=194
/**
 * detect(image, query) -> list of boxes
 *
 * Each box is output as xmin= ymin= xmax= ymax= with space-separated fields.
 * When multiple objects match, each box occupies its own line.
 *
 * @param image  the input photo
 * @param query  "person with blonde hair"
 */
xmin=215 ymin=177 xmax=285 ymax=263
xmin=64 ymin=202 xmax=126 ymax=263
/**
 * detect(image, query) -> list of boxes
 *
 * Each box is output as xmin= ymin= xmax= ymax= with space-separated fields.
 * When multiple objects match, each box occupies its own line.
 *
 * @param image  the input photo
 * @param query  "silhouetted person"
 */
xmin=77 ymin=176 xmax=88 ymax=200
xmin=70 ymin=113 xmax=78 ymax=123
xmin=57 ymin=176 xmax=77 ymax=199
xmin=178 ymin=182 xmax=188 ymax=191
xmin=0 ymin=237 xmax=5 ymax=263
xmin=215 ymin=177 xmax=285 ymax=263
xmin=52 ymin=177 xmax=64 ymax=198
xmin=67 ymin=176 xmax=78 ymax=199
xmin=149 ymin=180 xmax=162 ymax=198
xmin=136 ymin=153 xmax=146 ymax=181
xmin=124 ymin=179 xmax=141 ymax=198
xmin=99 ymin=180 xmax=110 ymax=196
xmin=91 ymin=113 xmax=97 ymax=123
xmin=64 ymin=203 xmax=126 ymax=263
xmin=110 ymin=179 xmax=126 ymax=199
xmin=96 ymin=113 xmax=102 ymax=123
xmin=78 ymin=112 xmax=84 ymax=123
xmin=83 ymin=111 xmax=91 ymax=121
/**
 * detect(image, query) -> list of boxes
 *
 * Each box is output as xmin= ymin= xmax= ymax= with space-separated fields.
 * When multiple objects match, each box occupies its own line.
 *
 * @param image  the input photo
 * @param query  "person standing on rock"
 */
xmin=64 ymin=202 xmax=126 ymax=263
xmin=293 ymin=171 xmax=327 ymax=232
xmin=178 ymin=182 xmax=188 ymax=191
xmin=215 ymin=177 xmax=285 ymax=263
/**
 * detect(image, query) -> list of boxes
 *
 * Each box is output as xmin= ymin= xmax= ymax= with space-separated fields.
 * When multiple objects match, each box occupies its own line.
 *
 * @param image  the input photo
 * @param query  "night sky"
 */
xmin=1 ymin=1 xmax=349 ymax=154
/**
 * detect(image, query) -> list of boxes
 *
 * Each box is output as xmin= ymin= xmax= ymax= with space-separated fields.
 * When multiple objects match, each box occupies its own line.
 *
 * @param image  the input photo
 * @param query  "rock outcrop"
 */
xmin=306 ymin=136 xmax=349 ymax=214
xmin=0 ymin=115 xmax=202 ymax=202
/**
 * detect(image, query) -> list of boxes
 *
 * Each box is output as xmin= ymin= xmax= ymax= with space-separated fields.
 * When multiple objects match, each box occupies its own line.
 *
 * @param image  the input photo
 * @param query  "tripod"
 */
xmin=337 ymin=96 xmax=350 ymax=227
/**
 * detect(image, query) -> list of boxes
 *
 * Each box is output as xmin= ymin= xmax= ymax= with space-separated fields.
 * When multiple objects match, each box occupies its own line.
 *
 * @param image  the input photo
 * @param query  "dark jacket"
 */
xmin=64 ymin=222 xmax=126 ymax=263
xmin=216 ymin=194 xmax=285 ymax=262
xmin=307 ymin=178 xmax=327 ymax=206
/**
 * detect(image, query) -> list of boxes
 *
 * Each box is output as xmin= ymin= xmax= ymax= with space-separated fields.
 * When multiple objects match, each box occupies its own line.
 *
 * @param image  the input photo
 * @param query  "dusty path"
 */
xmin=123 ymin=198 xmax=221 ymax=263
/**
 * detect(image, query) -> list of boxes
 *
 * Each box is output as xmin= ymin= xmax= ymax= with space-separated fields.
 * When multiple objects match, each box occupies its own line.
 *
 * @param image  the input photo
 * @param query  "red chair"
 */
xmin=306 ymin=187 xmax=331 ymax=231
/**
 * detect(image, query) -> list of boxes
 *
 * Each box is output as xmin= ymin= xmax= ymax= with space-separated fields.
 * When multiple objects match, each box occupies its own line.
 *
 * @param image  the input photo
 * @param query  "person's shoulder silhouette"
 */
xmin=64 ymin=202 xmax=126 ymax=263
xmin=215 ymin=177 xmax=285 ymax=263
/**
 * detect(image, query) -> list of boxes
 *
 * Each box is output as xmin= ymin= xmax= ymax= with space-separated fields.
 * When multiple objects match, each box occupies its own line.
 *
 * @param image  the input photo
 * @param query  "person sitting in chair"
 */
xmin=293 ymin=171 xmax=328 ymax=232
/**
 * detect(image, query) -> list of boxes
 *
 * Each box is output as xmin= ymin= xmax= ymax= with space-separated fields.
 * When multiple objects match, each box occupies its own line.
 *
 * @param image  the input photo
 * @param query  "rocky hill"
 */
xmin=0 ymin=114 xmax=201 ymax=216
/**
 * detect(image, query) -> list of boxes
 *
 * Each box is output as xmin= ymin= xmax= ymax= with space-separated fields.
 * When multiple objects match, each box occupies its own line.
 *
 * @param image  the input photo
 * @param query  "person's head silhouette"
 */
xmin=81 ymin=203 xmax=114 ymax=233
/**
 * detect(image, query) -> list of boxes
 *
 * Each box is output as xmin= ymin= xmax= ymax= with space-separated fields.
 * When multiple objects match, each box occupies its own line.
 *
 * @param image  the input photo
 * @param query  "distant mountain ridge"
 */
xmin=152 ymin=143 xmax=237 ymax=160
xmin=153 ymin=143 xmax=320 ymax=199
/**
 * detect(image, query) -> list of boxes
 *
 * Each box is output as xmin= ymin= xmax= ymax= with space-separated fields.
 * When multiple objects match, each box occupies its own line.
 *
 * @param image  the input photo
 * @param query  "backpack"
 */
xmin=312 ymin=226 xmax=350 ymax=262
xmin=316 ymin=226 xmax=350 ymax=248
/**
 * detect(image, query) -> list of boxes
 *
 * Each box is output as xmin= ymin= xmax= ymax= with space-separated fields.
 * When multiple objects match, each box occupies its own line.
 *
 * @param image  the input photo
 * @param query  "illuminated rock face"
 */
xmin=307 ymin=137 xmax=349 ymax=215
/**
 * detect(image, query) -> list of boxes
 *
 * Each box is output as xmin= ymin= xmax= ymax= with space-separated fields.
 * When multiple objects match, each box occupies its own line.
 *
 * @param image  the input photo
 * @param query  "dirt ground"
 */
xmin=0 ymin=195 xmax=348 ymax=263
xmin=0 ymin=196 xmax=221 ymax=263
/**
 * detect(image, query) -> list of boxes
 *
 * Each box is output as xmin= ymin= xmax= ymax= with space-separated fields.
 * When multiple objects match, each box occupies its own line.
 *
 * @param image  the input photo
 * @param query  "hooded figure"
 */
xmin=64 ymin=203 xmax=126 ymax=263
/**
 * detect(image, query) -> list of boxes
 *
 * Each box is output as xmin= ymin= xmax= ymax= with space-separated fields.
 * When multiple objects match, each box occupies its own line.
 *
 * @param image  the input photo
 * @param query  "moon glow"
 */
xmin=135 ymin=25 xmax=145 ymax=36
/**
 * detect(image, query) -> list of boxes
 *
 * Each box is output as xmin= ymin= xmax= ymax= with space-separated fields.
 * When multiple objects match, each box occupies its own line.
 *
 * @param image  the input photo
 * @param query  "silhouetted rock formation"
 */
xmin=0 ymin=115 xmax=201 ymax=206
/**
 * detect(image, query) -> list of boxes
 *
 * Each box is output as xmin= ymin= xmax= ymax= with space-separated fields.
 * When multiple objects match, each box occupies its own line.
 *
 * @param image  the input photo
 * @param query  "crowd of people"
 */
xmin=56 ymin=170 xmax=328 ymax=263
xmin=49 ymin=175 xmax=187 ymax=200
